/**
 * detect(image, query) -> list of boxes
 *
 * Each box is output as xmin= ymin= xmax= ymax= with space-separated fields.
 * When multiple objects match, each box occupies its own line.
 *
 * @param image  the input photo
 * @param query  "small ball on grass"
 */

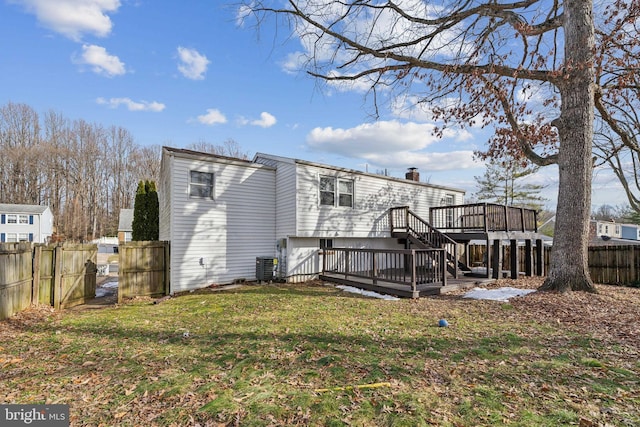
xmin=438 ymin=319 xmax=449 ymax=327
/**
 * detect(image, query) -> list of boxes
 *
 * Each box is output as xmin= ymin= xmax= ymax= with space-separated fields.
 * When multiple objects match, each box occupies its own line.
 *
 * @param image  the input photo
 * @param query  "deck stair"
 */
xmin=389 ymin=206 xmax=471 ymax=278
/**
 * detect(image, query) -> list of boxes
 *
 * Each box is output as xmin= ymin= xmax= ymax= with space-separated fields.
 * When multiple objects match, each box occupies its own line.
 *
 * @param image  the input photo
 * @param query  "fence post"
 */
xmin=32 ymin=245 xmax=41 ymax=305
xmin=53 ymin=245 xmax=63 ymax=310
xmin=164 ymin=241 xmax=171 ymax=295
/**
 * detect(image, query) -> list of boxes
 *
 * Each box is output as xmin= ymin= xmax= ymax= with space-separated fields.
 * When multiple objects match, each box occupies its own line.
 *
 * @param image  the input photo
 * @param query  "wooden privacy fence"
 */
xmin=0 ymin=243 xmax=33 ymax=320
xmin=118 ymin=241 xmax=170 ymax=302
xmin=1 ymin=243 xmax=97 ymax=320
xmin=588 ymin=245 xmax=640 ymax=285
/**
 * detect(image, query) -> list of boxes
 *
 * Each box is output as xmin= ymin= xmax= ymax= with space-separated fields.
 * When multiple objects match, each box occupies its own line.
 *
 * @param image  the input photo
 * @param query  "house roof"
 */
xmin=0 ymin=203 xmax=50 ymax=215
xmin=254 ymin=152 xmax=466 ymax=194
xmin=162 ymin=146 xmax=466 ymax=195
xmin=118 ymin=209 xmax=134 ymax=231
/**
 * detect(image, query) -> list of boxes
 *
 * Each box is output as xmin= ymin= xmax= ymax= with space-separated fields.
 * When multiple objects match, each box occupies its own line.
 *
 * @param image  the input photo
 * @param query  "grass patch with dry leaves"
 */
xmin=1 ymin=278 xmax=638 ymax=426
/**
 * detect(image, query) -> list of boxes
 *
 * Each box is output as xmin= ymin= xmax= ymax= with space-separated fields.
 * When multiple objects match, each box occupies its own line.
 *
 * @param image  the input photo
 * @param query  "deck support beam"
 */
xmin=524 ymin=239 xmax=533 ymax=276
xmin=510 ymin=239 xmax=519 ymax=279
xmin=535 ymin=239 xmax=544 ymax=276
xmin=492 ymin=239 xmax=501 ymax=279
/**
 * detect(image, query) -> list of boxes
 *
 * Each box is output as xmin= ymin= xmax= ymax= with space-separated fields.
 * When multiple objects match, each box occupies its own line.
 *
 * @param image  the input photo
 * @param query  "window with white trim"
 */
xmin=18 ymin=233 xmax=28 ymax=242
xmin=189 ymin=171 xmax=214 ymax=199
xmin=6 ymin=233 xmax=17 ymax=242
xmin=7 ymin=214 xmax=17 ymax=224
xmin=320 ymin=176 xmax=354 ymax=208
xmin=19 ymin=215 xmax=28 ymax=224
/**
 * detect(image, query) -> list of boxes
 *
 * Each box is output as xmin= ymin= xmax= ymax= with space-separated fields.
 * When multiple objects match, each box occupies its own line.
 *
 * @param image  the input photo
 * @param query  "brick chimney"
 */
xmin=405 ymin=167 xmax=419 ymax=181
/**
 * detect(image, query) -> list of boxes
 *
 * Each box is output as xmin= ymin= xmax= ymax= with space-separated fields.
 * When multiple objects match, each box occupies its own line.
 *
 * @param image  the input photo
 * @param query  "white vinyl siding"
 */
xmin=254 ymin=155 xmax=297 ymax=237
xmin=295 ymin=163 xmax=464 ymax=239
xmin=160 ymin=151 xmax=276 ymax=292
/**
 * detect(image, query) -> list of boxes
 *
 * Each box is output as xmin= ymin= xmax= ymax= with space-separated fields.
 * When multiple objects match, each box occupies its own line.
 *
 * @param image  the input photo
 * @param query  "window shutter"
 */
xmin=1 ymin=233 xmax=5 ymax=243
xmin=29 ymin=233 xmax=34 ymax=242
xmin=1 ymin=214 xmax=5 ymax=224
xmin=29 ymin=215 xmax=34 ymax=224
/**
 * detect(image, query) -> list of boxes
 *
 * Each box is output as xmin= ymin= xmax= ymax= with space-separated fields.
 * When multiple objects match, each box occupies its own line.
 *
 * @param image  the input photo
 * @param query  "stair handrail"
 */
xmin=390 ymin=206 xmax=457 ymax=248
xmin=390 ymin=206 xmax=460 ymax=277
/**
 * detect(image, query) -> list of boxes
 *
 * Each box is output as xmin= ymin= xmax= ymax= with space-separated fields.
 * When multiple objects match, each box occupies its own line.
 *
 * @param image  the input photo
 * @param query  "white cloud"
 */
xmin=239 ymin=112 xmax=277 ymax=128
xmin=96 ymin=97 xmax=165 ymax=112
xmin=361 ymin=150 xmax=479 ymax=172
xmin=196 ymin=109 xmax=227 ymax=125
xmin=307 ymin=121 xmax=438 ymax=156
xmin=306 ymin=120 xmax=479 ymax=172
xmin=12 ymin=0 xmax=120 ymax=41
xmin=177 ymin=47 xmax=210 ymax=80
xmin=76 ymin=44 xmax=126 ymax=77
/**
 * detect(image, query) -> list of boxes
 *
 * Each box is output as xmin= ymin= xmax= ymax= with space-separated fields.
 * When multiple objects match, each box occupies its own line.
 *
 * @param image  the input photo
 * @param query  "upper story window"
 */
xmin=320 ymin=176 xmax=354 ymax=208
xmin=7 ymin=214 xmax=17 ymax=224
xmin=19 ymin=215 xmax=28 ymax=224
xmin=189 ymin=171 xmax=214 ymax=199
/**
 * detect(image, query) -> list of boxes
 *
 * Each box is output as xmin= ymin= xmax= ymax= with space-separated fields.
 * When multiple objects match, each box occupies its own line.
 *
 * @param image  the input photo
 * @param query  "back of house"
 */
xmin=159 ymin=147 xmax=465 ymax=293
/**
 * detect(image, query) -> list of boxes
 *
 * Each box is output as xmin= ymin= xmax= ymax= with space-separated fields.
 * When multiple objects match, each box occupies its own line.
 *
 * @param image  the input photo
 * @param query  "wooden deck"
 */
xmin=320 ymin=271 xmax=492 ymax=298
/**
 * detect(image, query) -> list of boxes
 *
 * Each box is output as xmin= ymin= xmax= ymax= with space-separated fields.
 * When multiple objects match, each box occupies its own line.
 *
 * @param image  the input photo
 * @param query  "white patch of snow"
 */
xmin=335 ymin=285 xmax=400 ymax=300
xmin=463 ymin=287 xmax=535 ymax=302
xmin=95 ymin=279 xmax=118 ymax=298
xmin=101 ymin=281 xmax=119 ymax=289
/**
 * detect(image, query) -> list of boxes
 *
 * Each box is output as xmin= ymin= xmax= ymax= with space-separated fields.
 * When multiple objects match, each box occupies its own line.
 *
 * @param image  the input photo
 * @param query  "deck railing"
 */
xmin=389 ymin=206 xmax=459 ymax=277
xmin=322 ymin=247 xmax=447 ymax=295
xmin=429 ymin=203 xmax=538 ymax=233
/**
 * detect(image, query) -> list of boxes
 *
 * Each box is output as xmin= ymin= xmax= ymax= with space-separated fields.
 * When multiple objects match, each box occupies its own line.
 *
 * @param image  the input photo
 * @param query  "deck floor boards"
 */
xmin=320 ymin=273 xmax=492 ymax=298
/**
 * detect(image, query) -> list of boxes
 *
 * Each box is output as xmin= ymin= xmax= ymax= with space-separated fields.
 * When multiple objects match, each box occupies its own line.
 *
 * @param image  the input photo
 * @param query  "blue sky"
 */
xmin=0 ymin=0 xmax=628 ymax=211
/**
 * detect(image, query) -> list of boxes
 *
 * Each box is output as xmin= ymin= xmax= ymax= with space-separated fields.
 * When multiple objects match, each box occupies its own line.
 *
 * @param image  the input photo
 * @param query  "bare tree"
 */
xmin=187 ymin=138 xmax=250 ymax=159
xmin=0 ymin=101 xmax=163 ymax=242
xmin=240 ymin=0 xmax=640 ymax=292
xmin=0 ymin=102 xmax=42 ymax=204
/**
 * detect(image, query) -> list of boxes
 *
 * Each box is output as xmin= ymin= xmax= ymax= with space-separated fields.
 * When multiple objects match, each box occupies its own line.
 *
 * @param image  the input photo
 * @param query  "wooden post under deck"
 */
xmin=524 ymin=239 xmax=533 ymax=276
xmin=492 ymin=239 xmax=501 ymax=279
xmin=510 ymin=240 xmax=518 ymax=279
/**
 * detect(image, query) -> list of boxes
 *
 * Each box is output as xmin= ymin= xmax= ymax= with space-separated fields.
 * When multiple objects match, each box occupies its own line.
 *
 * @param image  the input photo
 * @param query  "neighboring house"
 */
xmin=0 ymin=203 xmax=53 ymax=243
xmin=118 ymin=209 xmax=134 ymax=244
xmin=159 ymin=147 xmax=465 ymax=293
xmin=589 ymin=219 xmax=640 ymax=245
xmin=590 ymin=219 xmax=622 ymax=239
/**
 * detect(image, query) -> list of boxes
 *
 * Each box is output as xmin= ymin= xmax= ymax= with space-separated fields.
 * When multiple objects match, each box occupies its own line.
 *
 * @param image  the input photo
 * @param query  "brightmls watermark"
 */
xmin=0 ymin=405 xmax=69 ymax=426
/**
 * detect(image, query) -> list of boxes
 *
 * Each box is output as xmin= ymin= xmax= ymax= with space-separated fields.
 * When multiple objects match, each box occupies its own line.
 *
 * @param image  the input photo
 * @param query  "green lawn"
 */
xmin=1 ymin=281 xmax=638 ymax=426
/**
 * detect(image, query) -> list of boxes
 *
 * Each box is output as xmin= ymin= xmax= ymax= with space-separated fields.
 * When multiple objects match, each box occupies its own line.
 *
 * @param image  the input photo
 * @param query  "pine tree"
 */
xmin=131 ymin=180 xmax=159 ymax=241
xmin=132 ymin=181 xmax=147 ymax=241
xmin=147 ymin=180 xmax=159 ymax=240
xmin=474 ymin=158 xmax=546 ymax=210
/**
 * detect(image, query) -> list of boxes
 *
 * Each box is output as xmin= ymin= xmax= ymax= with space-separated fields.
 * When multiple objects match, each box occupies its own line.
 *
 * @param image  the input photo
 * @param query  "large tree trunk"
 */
xmin=540 ymin=0 xmax=597 ymax=293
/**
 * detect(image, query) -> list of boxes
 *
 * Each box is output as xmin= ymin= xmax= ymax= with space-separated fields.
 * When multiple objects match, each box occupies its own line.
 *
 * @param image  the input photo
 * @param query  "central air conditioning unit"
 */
xmin=255 ymin=256 xmax=275 ymax=283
